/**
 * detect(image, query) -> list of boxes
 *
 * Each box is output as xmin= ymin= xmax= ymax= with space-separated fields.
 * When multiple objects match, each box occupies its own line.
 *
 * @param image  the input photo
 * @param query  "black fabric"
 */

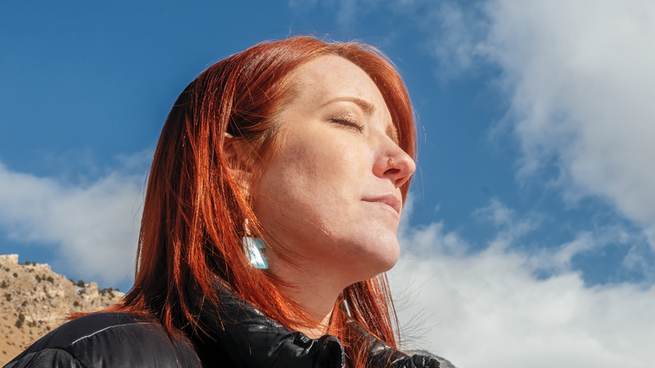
xmin=4 ymin=288 xmax=454 ymax=368
xmin=4 ymin=313 xmax=201 ymax=368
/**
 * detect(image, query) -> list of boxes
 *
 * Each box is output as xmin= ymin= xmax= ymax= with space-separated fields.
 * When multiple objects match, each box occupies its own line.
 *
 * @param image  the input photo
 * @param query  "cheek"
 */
xmin=253 ymin=136 xmax=366 ymax=244
xmin=254 ymin=138 xmax=336 ymax=220
xmin=270 ymin=137 xmax=365 ymax=200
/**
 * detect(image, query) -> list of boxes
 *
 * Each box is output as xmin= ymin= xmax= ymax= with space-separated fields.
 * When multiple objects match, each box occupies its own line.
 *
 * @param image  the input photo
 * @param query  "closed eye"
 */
xmin=330 ymin=117 xmax=365 ymax=132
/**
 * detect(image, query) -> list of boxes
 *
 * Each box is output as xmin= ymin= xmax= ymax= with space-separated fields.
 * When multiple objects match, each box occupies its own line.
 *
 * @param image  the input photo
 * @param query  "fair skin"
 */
xmin=242 ymin=55 xmax=415 ymax=337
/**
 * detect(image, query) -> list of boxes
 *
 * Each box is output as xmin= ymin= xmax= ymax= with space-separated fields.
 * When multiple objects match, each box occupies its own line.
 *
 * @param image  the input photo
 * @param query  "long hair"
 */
xmin=112 ymin=37 xmax=416 ymax=367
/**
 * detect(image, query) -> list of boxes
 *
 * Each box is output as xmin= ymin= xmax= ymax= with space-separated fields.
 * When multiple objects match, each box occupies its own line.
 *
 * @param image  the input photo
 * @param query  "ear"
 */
xmin=223 ymin=132 xmax=254 ymax=193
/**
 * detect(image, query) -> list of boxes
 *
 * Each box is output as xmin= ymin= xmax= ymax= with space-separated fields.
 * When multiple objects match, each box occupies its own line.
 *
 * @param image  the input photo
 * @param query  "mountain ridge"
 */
xmin=0 ymin=254 xmax=124 ymax=365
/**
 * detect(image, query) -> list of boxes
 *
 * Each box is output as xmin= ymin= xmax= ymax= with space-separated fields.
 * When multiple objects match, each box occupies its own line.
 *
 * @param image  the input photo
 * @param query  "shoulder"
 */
xmin=4 ymin=312 xmax=200 ymax=368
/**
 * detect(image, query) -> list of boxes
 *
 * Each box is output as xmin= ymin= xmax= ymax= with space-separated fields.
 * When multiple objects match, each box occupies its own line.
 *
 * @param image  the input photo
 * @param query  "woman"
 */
xmin=5 ymin=37 xmax=454 ymax=368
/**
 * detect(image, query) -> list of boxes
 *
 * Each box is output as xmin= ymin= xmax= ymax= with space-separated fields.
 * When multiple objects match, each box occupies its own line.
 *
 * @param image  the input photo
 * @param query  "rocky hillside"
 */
xmin=0 ymin=254 xmax=124 ymax=365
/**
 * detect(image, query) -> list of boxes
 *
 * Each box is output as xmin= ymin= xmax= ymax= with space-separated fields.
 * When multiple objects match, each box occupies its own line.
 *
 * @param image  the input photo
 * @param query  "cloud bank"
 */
xmin=392 ymin=199 xmax=655 ymax=368
xmin=0 ymin=159 xmax=145 ymax=285
xmin=477 ymin=0 xmax=655 ymax=244
xmin=411 ymin=0 xmax=655 ymax=240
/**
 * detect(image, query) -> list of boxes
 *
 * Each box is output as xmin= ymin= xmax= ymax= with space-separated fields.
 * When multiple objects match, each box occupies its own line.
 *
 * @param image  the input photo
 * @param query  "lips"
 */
xmin=362 ymin=193 xmax=402 ymax=215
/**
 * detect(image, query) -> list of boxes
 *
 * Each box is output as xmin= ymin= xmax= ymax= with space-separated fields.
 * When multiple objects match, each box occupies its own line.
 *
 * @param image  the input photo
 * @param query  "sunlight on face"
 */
xmin=253 ymin=55 xmax=416 ymax=288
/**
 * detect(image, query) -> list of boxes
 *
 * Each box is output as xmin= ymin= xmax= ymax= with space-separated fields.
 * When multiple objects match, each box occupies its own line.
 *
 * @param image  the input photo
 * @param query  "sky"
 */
xmin=1 ymin=0 xmax=654 ymax=366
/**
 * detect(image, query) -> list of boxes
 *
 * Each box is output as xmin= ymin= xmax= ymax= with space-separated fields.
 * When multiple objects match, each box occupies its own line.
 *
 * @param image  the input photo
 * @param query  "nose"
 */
xmin=374 ymin=141 xmax=416 ymax=189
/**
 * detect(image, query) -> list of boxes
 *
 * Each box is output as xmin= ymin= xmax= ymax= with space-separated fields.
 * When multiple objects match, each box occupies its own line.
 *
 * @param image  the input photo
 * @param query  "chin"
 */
xmin=351 ymin=238 xmax=400 ymax=282
xmin=378 ymin=247 xmax=401 ymax=273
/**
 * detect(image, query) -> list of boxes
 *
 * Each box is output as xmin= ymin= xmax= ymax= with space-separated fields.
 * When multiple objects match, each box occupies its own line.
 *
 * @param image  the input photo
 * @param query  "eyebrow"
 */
xmin=320 ymin=96 xmax=376 ymax=116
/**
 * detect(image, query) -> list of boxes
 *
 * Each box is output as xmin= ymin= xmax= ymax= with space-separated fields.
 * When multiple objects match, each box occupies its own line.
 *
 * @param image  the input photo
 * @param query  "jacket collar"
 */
xmin=190 ymin=285 xmax=345 ymax=368
xmin=189 ymin=284 xmax=453 ymax=368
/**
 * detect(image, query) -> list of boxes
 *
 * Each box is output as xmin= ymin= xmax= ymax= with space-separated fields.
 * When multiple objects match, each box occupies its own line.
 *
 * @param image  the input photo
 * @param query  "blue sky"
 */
xmin=2 ymin=1 xmax=654 ymax=367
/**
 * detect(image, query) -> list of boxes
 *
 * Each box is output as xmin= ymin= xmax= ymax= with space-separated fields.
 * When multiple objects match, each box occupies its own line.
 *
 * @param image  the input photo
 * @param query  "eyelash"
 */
xmin=330 ymin=117 xmax=365 ymax=132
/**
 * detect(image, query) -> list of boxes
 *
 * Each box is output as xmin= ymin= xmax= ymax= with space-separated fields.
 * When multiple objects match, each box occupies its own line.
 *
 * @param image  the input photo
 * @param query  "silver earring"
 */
xmin=243 ymin=219 xmax=268 ymax=269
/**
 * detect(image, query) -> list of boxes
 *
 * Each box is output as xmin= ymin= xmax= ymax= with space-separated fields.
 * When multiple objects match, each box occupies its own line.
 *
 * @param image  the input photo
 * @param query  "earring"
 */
xmin=341 ymin=299 xmax=352 ymax=317
xmin=243 ymin=219 xmax=268 ymax=269
xmin=388 ymin=157 xmax=395 ymax=169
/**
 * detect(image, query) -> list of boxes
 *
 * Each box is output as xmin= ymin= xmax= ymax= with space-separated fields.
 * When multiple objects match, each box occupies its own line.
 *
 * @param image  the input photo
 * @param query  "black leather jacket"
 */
xmin=4 ymin=288 xmax=455 ymax=368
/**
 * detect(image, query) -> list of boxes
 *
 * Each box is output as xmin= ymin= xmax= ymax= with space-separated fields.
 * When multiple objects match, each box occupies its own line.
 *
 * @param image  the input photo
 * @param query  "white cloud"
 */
xmin=423 ymin=1 xmax=488 ymax=79
xmin=0 ymin=158 xmax=145 ymax=285
xmin=392 ymin=199 xmax=655 ymax=368
xmin=476 ymin=0 xmax=655 ymax=245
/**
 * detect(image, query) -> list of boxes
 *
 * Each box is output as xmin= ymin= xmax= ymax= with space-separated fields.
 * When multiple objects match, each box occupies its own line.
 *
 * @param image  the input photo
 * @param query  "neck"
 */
xmin=266 ymin=250 xmax=348 ymax=339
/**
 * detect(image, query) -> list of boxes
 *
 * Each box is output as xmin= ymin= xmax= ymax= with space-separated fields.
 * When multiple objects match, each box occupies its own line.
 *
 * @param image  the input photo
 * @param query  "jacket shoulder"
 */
xmin=4 ymin=312 xmax=201 ymax=368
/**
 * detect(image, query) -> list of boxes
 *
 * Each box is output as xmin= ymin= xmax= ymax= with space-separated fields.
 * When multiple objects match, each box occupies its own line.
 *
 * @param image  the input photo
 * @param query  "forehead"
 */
xmin=288 ymin=55 xmax=397 ymax=132
xmin=291 ymin=56 xmax=378 ymax=99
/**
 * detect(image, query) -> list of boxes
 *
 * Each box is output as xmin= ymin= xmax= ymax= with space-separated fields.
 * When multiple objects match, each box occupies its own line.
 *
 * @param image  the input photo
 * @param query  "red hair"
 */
xmin=112 ymin=37 xmax=416 ymax=367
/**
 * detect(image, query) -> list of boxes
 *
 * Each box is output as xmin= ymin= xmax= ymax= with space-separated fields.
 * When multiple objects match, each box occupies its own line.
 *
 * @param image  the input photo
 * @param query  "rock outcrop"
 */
xmin=0 ymin=254 xmax=124 ymax=365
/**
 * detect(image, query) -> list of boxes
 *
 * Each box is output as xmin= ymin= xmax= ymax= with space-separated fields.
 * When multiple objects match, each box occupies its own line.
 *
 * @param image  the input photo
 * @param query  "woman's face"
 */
xmin=253 ymin=55 xmax=415 ymax=286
